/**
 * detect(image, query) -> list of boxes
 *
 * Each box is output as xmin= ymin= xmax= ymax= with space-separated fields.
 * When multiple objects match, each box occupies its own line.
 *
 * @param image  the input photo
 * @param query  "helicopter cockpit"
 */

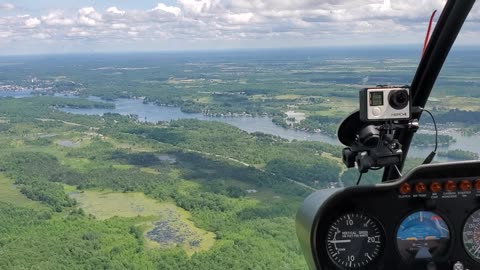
xmin=296 ymin=0 xmax=480 ymax=269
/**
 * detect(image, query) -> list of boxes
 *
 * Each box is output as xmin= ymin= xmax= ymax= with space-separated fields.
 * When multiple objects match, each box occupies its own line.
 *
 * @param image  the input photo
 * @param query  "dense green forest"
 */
xmin=0 ymin=96 xmax=354 ymax=269
xmin=438 ymin=149 xmax=479 ymax=160
xmin=0 ymin=49 xmax=478 ymax=269
xmin=412 ymin=133 xmax=455 ymax=147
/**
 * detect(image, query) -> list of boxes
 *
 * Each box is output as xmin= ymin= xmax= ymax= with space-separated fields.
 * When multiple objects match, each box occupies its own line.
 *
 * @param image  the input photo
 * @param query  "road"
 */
xmin=36 ymin=118 xmax=322 ymax=192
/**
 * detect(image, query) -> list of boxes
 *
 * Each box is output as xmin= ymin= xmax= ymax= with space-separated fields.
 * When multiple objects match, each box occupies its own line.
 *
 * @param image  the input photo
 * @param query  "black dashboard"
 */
xmin=296 ymin=161 xmax=480 ymax=270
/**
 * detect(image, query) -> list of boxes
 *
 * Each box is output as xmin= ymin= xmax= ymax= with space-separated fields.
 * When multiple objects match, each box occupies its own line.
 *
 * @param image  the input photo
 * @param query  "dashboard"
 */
xmin=296 ymin=161 xmax=480 ymax=270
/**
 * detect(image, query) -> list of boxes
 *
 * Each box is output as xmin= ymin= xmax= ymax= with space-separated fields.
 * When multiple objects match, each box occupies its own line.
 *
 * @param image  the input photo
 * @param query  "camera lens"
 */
xmin=388 ymin=90 xmax=409 ymax=110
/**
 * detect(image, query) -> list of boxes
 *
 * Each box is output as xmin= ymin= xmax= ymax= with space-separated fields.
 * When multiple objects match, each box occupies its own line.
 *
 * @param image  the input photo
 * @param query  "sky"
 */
xmin=0 ymin=0 xmax=479 ymax=55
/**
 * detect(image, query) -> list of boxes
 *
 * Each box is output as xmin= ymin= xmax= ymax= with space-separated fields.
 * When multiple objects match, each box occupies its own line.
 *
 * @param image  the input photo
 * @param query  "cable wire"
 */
xmin=394 ymin=164 xmax=403 ymax=177
xmin=356 ymin=172 xmax=363 ymax=186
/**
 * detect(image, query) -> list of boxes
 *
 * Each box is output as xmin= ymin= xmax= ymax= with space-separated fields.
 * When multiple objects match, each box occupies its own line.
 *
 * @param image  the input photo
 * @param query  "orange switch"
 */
xmin=430 ymin=182 xmax=442 ymax=193
xmin=400 ymin=183 xmax=412 ymax=195
xmin=475 ymin=180 xmax=480 ymax=191
xmin=415 ymin=182 xmax=427 ymax=193
xmin=460 ymin=180 xmax=472 ymax=192
xmin=445 ymin=180 xmax=457 ymax=192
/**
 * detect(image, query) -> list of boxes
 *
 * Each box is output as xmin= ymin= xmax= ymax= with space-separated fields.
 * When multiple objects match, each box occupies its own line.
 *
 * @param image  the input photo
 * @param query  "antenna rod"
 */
xmin=422 ymin=10 xmax=437 ymax=57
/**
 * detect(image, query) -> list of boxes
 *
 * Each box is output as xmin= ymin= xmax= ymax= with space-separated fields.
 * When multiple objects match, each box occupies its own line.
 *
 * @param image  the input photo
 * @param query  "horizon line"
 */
xmin=1 ymin=43 xmax=480 ymax=57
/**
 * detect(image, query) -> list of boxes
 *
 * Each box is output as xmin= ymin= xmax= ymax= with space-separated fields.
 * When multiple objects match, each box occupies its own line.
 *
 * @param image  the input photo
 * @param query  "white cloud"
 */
xmin=33 ymin=33 xmax=51 ymax=39
xmin=68 ymin=27 xmax=91 ymax=37
xmin=0 ymin=0 xmax=477 ymax=54
xmin=24 ymin=17 xmax=41 ymax=28
xmin=79 ymin=7 xmax=102 ymax=20
xmin=78 ymin=16 xmax=96 ymax=26
xmin=179 ymin=0 xmax=219 ymax=15
xmin=225 ymin=12 xmax=254 ymax=24
xmin=42 ymin=11 xmax=74 ymax=26
xmin=78 ymin=7 xmax=102 ymax=26
xmin=128 ymin=31 xmax=139 ymax=37
xmin=0 ymin=31 xmax=11 ymax=38
xmin=106 ymin=7 xmax=125 ymax=15
xmin=0 ymin=3 xmax=14 ymax=11
xmin=111 ymin=23 xmax=128 ymax=29
xmin=151 ymin=3 xmax=182 ymax=17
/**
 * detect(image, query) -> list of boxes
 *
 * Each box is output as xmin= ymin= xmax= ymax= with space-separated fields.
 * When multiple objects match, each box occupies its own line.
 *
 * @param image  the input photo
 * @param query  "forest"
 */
xmin=0 ymin=96 xmax=348 ymax=269
xmin=438 ymin=149 xmax=480 ymax=160
xmin=0 ymin=48 xmax=478 ymax=269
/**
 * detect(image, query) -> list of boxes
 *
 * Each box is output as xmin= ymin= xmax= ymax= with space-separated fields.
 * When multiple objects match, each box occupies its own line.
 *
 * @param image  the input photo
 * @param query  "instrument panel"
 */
xmin=296 ymin=161 xmax=480 ymax=270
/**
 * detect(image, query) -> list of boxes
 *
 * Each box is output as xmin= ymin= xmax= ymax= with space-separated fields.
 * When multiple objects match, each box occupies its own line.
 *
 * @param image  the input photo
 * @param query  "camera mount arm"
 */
xmin=341 ymin=116 xmax=419 ymax=174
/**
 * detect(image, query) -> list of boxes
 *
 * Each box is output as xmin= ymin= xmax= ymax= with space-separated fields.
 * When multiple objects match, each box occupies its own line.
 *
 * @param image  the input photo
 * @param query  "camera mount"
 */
xmin=338 ymin=111 xmax=419 ymax=173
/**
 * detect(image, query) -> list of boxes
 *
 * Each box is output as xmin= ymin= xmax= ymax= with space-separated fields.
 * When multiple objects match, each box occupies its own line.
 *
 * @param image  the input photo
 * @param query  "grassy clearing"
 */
xmin=140 ymin=167 xmax=162 ymax=174
xmin=246 ymin=188 xmax=283 ymax=201
xmin=70 ymin=191 xmax=169 ymax=219
xmin=296 ymin=97 xmax=357 ymax=117
xmin=197 ymin=96 xmax=212 ymax=103
xmin=0 ymin=174 xmax=47 ymax=209
xmin=62 ymin=184 xmax=77 ymax=194
xmin=273 ymin=94 xmax=303 ymax=100
xmin=112 ymin=164 xmax=136 ymax=170
xmin=321 ymin=152 xmax=343 ymax=164
xmin=437 ymin=96 xmax=480 ymax=111
xmin=60 ymin=157 xmax=95 ymax=171
xmin=70 ymin=190 xmax=215 ymax=255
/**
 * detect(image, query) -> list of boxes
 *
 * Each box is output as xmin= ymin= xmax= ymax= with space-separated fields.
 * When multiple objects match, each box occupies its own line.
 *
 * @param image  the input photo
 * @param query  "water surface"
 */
xmin=60 ymin=98 xmax=479 ymax=161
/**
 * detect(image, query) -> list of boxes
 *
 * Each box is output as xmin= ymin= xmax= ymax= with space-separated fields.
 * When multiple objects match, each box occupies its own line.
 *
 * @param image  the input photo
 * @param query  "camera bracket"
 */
xmin=339 ymin=111 xmax=419 ymax=173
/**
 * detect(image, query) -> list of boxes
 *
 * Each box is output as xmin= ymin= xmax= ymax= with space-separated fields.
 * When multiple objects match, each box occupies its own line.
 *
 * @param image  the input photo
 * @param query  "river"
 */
xmin=60 ymin=97 xmax=340 ymax=144
xmin=57 ymin=97 xmax=480 ymax=162
xmin=0 ymin=90 xmax=33 ymax=98
xmin=0 ymin=91 xmax=477 ymax=162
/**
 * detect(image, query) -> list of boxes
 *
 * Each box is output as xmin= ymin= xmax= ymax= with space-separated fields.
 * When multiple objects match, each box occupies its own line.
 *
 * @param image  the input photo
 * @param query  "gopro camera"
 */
xmin=360 ymin=86 xmax=411 ymax=122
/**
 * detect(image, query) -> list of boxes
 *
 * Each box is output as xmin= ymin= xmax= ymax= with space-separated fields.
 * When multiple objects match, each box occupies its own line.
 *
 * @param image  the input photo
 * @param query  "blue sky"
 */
xmin=0 ymin=0 xmax=479 ymax=55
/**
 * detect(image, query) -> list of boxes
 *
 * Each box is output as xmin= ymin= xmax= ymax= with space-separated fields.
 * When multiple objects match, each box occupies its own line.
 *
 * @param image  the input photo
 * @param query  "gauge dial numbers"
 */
xmin=463 ymin=209 xmax=480 ymax=263
xmin=325 ymin=213 xmax=384 ymax=269
xmin=396 ymin=211 xmax=451 ymax=263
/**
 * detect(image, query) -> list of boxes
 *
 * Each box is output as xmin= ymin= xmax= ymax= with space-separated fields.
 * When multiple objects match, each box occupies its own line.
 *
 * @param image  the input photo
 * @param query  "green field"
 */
xmin=436 ymin=96 xmax=480 ymax=111
xmin=70 ymin=190 xmax=216 ymax=255
xmin=0 ymin=175 xmax=46 ymax=209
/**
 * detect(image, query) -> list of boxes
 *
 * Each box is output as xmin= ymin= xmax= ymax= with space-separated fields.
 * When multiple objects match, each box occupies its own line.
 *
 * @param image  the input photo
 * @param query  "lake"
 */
xmin=0 ymin=90 xmax=32 ymax=98
xmin=60 ymin=97 xmax=340 ymax=144
xmin=58 ymin=97 xmax=480 ymax=162
xmin=0 ymin=91 xmax=476 ymax=162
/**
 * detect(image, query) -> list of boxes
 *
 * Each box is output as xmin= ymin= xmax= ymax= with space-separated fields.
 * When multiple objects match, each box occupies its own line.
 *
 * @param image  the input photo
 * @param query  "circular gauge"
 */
xmin=396 ymin=211 xmax=450 ymax=263
xmin=463 ymin=209 xmax=480 ymax=262
xmin=326 ymin=213 xmax=383 ymax=269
